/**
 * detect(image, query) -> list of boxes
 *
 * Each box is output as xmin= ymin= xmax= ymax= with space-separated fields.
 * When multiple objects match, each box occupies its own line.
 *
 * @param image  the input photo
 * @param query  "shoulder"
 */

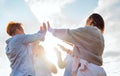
xmin=13 ymin=34 xmax=25 ymax=38
xmin=85 ymin=26 xmax=101 ymax=32
xmin=81 ymin=26 xmax=101 ymax=35
xmin=71 ymin=26 xmax=94 ymax=34
xmin=73 ymin=26 xmax=95 ymax=31
xmin=9 ymin=34 xmax=26 ymax=43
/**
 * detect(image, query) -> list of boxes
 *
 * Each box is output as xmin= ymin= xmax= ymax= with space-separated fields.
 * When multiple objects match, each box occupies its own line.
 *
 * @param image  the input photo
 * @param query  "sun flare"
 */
xmin=41 ymin=32 xmax=63 ymax=64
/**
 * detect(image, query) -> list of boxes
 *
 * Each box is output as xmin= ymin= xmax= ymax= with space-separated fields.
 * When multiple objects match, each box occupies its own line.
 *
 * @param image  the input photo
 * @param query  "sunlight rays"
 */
xmin=41 ymin=32 xmax=63 ymax=64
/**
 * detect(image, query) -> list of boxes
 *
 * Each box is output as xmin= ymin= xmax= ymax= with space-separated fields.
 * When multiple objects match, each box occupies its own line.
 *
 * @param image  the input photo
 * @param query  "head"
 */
xmin=33 ymin=41 xmax=46 ymax=57
xmin=86 ymin=13 xmax=105 ymax=33
xmin=6 ymin=21 xmax=24 ymax=36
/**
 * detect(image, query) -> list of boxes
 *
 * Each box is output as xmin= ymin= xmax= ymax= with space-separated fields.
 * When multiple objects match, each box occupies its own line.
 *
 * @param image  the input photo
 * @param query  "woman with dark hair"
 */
xmin=47 ymin=13 xmax=106 ymax=76
xmin=86 ymin=13 xmax=104 ymax=33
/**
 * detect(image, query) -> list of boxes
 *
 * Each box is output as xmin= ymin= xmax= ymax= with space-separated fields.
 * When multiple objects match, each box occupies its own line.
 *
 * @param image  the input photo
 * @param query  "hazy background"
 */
xmin=0 ymin=0 xmax=120 ymax=76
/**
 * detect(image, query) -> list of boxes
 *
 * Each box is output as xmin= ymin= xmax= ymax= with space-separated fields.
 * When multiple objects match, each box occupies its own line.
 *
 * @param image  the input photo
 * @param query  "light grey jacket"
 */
xmin=50 ymin=26 xmax=104 ymax=66
xmin=6 ymin=31 xmax=45 ymax=76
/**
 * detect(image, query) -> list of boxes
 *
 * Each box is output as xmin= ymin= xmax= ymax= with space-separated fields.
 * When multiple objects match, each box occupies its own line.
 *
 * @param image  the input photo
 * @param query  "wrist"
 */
xmin=48 ymin=27 xmax=54 ymax=33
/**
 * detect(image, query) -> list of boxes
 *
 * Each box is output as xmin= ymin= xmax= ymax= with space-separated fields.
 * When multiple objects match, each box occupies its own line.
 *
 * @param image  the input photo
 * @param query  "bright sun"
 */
xmin=40 ymin=32 xmax=73 ymax=65
xmin=41 ymin=32 xmax=63 ymax=64
xmin=26 ymin=0 xmax=72 ymax=66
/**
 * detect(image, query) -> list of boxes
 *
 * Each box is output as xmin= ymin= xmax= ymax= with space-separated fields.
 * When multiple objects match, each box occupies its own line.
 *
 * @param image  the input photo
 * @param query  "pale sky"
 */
xmin=0 ymin=0 xmax=120 ymax=76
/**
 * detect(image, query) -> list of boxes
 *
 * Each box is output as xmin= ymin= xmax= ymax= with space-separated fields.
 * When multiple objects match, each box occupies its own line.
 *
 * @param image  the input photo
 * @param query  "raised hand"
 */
xmin=57 ymin=44 xmax=73 ymax=55
xmin=47 ymin=21 xmax=53 ymax=32
xmin=40 ymin=22 xmax=47 ymax=34
xmin=43 ymin=22 xmax=47 ymax=33
xmin=47 ymin=21 xmax=50 ymax=30
xmin=57 ymin=44 xmax=68 ymax=52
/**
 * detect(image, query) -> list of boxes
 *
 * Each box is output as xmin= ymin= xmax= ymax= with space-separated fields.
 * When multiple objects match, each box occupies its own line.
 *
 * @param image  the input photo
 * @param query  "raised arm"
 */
xmin=21 ymin=23 xmax=47 ymax=44
xmin=54 ymin=48 xmax=66 ymax=69
xmin=47 ymin=21 xmax=84 ymax=44
xmin=57 ymin=44 xmax=73 ymax=54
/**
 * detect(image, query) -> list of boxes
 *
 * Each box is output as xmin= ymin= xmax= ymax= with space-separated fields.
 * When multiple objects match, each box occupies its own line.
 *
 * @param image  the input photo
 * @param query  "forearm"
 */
xmin=57 ymin=55 xmax=65 ymax=69
xmin=49 ymin=28 xmax=74 ymax=43
xmin=22 ymin=31 xmax=45 ymax=44
xmin=58 ymin=44 xmax=73 ymax=55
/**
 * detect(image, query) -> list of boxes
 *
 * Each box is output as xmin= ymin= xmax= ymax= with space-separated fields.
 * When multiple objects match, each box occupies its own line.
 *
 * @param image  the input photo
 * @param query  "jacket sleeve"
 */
xmin=19 ymin=31 xmax=45 ymax=44
xmin=49 ymin=27 xmax=85 ymax=44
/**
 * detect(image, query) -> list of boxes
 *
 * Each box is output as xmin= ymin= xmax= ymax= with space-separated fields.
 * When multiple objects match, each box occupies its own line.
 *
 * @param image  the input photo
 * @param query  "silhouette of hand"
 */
xmin=47 ymin=21 xmax=53 ymax=32
xmin=40 ymin=22 xmax=47 ymax=34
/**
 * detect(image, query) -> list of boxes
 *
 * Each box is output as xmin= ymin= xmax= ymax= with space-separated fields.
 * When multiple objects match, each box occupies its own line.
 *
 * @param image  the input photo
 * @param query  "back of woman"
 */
xmin=34 ymin=56 xmax=52 ymax=76
xmin=47 ymin=13 xmax=106 ymax=76
xmin=32 ymin=42 xmax=52 ymax=76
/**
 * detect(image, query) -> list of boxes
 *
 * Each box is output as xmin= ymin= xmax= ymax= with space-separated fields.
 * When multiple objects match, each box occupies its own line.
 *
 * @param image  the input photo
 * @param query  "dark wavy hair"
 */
xmin=88 ymin=13 xmax=104 ymax=33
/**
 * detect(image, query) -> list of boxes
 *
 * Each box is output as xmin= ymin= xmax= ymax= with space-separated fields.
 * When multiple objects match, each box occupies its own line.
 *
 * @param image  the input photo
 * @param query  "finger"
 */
xmin=59 ymin=45 xmax=66 ymax=51
xmin=41 ymin=23 xmax=44 ymax=31
xmin=47 ymin=21 xmax=50 ymax=29
xmin=40 ymin=23 xmax=43 ymax=30
xmin=43 ymin=22 xmax=47 ymax=31
xmin=40 ymin=23 xmax=45 ymax=31
xmin=40 ymin=26 xmax=42 ymax=31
